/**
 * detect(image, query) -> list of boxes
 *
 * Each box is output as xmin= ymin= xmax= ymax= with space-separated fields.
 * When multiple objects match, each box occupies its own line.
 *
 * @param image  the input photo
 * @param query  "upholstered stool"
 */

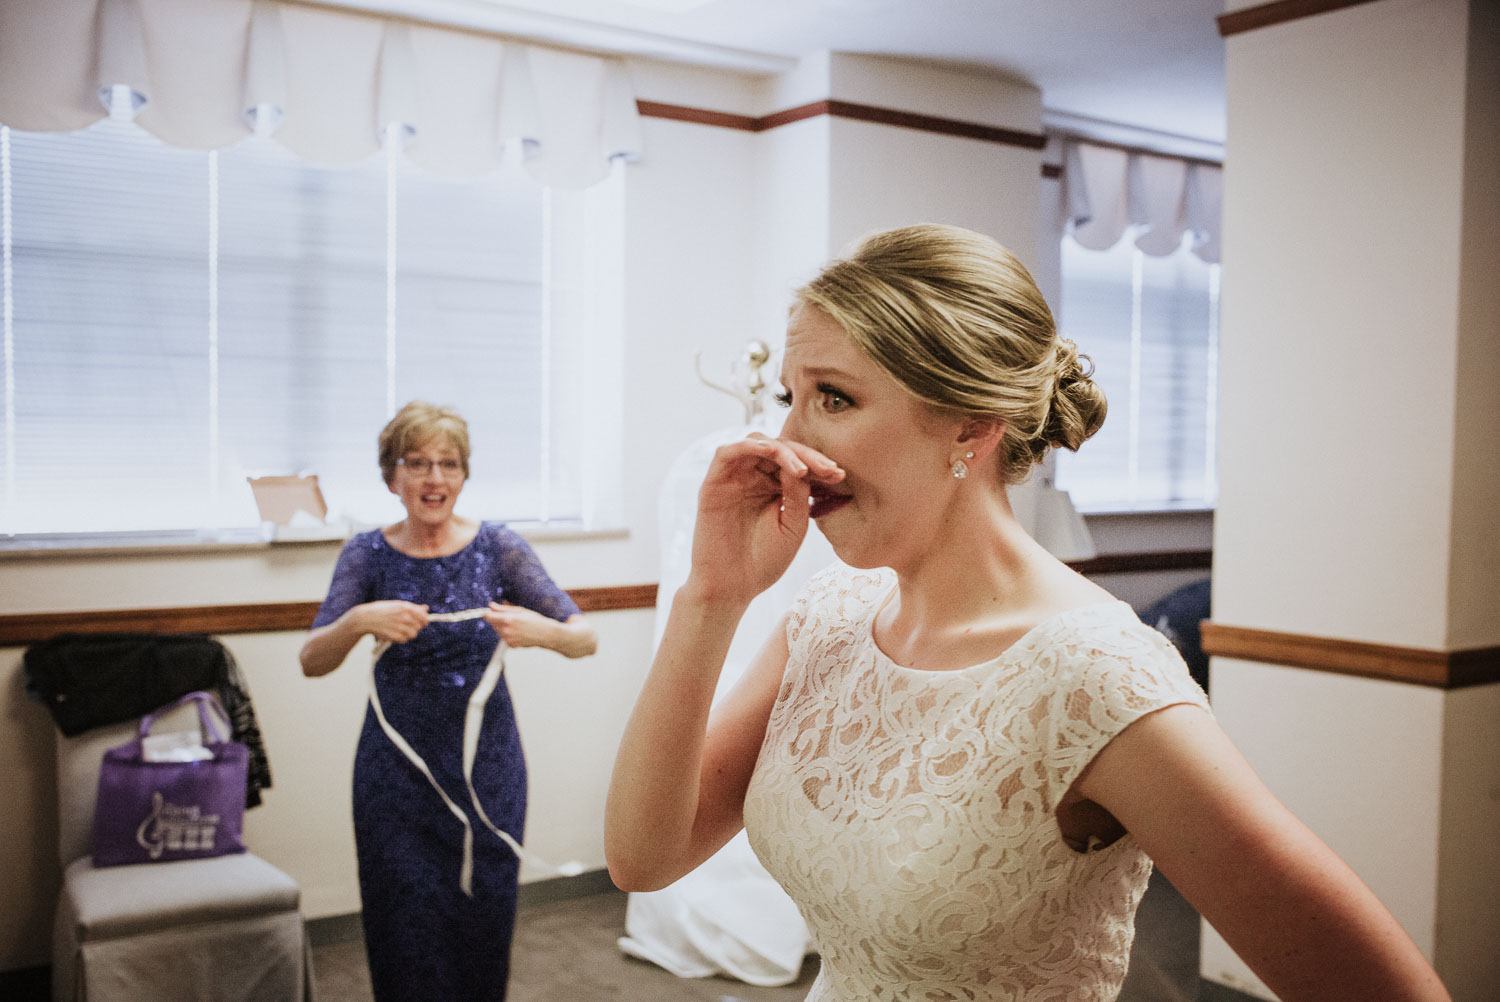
xmin=51 ymin=710 xmax=313 ymax=1001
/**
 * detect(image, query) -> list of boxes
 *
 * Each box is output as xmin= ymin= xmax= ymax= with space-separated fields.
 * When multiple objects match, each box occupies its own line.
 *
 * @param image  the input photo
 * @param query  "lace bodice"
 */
xmin=743 ymin=566 xmax=1211 ymax=1002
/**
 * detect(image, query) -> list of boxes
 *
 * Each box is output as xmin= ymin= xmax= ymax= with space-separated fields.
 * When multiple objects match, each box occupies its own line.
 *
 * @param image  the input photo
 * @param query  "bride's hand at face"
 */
xmin=687 ymin=432 xmax=844 ymax=608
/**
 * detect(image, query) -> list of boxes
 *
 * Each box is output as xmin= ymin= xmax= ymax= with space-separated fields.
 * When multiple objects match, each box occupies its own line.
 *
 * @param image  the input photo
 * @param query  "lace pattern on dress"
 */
xmin=743 ymin=566 xmax=1211 ymax=1002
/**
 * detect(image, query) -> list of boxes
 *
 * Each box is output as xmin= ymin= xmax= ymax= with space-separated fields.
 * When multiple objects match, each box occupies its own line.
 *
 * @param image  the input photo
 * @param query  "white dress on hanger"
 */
xmin=617 ymin=409 xmax=833 ymax=987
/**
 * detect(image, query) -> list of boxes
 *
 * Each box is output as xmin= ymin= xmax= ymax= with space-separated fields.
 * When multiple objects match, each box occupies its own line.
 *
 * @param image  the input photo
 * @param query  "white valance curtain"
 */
xmin=0 ymin=0 xmax=643 ymax=187
xmin=1063 ymin=140 xmax=1222 ymax=263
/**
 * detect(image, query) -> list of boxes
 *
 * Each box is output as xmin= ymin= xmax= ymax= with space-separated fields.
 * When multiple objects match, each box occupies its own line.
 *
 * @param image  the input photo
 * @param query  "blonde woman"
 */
xmin=301 ymin=401 xmax=595 ymax=1001
xmin=606 ymin=225 xmax=1448 ymax=1001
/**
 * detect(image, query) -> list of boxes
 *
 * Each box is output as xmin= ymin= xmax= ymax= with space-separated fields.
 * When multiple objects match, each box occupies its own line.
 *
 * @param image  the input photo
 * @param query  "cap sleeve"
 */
xmin=1040 ymin=615 xmax=1212 ymax=809
xmin=312 ymin=534 xmax=378 ymax=628
xmin=784 ymin=564 xmax=834 ymax=659
xmin=490 ymin=525 xmax=581 ymax=621
xmin=783 ymin=562 xmax=880 ymax=661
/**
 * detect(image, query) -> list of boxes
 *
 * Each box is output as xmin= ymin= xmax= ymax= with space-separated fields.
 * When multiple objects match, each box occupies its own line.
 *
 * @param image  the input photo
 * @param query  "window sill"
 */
xmin=0 ymin=522 xmax=630 ymax=561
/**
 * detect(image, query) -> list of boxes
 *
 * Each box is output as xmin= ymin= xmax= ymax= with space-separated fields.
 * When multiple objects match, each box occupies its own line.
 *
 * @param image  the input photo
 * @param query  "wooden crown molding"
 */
xmin=1218 ymin=0 xmax=1381 ymax=38
xmin=636 ymin=98 xmax=1046 ymax=150
xmin=634 ymin=100 xmax=758 ymax=132
xmin=1200 ymin=621 xmax=1500 ymax=689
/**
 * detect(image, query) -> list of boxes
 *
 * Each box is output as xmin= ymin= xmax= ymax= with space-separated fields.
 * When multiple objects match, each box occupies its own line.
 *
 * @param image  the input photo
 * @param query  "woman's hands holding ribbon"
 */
xmin=353 ymin=600 xmax=430 ymax=645
xmin=485 ymin=601 xmax=559 ymax=648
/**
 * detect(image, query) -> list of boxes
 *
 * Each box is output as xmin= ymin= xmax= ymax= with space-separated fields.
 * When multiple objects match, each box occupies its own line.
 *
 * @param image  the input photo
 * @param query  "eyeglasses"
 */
xmin=398 ymin=457 xmax=464 ymax=478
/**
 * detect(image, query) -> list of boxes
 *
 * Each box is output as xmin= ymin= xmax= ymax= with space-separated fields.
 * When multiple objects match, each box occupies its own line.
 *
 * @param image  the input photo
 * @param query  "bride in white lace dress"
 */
xmin=606 ymin=224 xmax=1449 ymax=1002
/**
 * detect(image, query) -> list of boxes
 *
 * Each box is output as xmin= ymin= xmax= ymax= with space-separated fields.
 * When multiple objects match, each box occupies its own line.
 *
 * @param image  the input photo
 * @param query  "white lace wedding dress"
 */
xmin=744 ymin=565 xmax=1211 ymax=1001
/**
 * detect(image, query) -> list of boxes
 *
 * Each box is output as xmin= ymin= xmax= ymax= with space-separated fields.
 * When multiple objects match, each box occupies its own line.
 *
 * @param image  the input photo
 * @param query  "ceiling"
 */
xmin=359 ymin=0 xmax=1229 ymax=151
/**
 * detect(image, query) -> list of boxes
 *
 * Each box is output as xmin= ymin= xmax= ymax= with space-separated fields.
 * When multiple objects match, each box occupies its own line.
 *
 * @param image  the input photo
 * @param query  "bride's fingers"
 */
xmin=776 ymin=438 xmax=845 ymax=483
xmin=742 ymin=431 xmax=843 ymax=483
xmin=709 ymin=437 xmax=843 ymax=514
xmin=743 ymin=434 xmax=847 ymax=486
xmin=725 ymin=435 xmax=813 ymax=481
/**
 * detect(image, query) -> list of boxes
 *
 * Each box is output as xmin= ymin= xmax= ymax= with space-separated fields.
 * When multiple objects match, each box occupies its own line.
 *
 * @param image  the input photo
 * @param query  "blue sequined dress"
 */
xmin=312 ymin=522 xmax=580 ymax=1001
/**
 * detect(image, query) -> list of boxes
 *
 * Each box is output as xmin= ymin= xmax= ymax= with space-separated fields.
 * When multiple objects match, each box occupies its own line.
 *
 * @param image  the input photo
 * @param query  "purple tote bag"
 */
xmin=92 ymin=690 xmax=249 ymax=867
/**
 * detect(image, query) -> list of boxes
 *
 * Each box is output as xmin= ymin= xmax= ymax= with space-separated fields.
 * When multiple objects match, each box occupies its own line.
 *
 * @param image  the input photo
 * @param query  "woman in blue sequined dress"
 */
xmin=300 ymin=400 xmax=597 ymax=1001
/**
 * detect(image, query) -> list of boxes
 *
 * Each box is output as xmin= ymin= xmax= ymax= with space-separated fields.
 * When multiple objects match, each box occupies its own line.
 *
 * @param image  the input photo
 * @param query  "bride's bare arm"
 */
xmin=1077 ymin=706 xmax=1450 ymax=1002
xmin=604 ymin=598 xmax=790 ymax=892
xmin=607 ymin=434 xmax=839 ymax=892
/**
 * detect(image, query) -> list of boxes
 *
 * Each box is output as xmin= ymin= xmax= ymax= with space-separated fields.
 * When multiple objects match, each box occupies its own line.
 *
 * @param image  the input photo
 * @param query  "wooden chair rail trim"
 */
xmin=566 ymin=584 xmax=659 ymax=613
xmin=1068 ymin=549 xmax=1211 ymax=577
xmin=1218 ymin=0 xmax=1379 ymax=38
xmin=0 ymin=584 xmax=659 ymax=648
xmin=1200 ymin=621 xmax=1500 ymax=689
xmin=637 ymin=98 xmax=1046 ymax=150
xmin=0 ymin=551 xmax=1209 ymax=648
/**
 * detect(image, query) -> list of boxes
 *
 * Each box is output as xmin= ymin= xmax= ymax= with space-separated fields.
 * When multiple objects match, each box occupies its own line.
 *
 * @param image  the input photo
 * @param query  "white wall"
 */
xmin=825 ymin=54 xmax=1042 ymax=267
xmin=1210 ymin=2 xmax=1500 ymax=998
xmin=1214 ymin=0 xmax=1468 ymax=651
xmin=751 ymin=113 xmax=832 ymax=353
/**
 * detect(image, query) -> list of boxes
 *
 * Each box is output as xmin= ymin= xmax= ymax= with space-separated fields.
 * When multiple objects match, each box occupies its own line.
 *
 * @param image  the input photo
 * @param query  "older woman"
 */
xmin=606 ymin=225 xmax=1449 ymax=1001
xmin=301 ymin=400 xmax=595 ymax=1001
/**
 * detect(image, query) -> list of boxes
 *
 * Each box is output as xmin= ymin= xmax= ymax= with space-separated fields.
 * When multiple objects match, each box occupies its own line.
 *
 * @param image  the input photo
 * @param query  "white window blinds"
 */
xmin=0 ymin=96 xmax=623 ymax=539
xmin=1054 ymin=139 xmax=1221 ymax=512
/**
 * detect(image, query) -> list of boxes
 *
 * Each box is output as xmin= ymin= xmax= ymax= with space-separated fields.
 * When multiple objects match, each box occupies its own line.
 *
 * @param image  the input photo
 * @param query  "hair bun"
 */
xmin=1045 ymin=340 xmax=1107 ymax=451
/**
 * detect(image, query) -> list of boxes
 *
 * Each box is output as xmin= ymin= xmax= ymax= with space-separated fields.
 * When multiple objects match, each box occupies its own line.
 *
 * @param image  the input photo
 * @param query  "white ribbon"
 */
xmin=370 ymin=608 xmax=583 ymax=896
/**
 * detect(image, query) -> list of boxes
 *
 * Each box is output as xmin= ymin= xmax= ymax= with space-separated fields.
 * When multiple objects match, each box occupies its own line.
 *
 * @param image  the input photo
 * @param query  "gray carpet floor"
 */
xmin=311 ymin=870 xmax=1261 ymax=1001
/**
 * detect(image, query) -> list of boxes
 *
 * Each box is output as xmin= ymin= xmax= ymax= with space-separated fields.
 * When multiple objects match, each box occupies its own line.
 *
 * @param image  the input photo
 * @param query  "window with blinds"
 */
xmin=0 ymin=96 xmax=623 ymax=541
xmin=1054 ymin=231 xmax=1220 ymax=512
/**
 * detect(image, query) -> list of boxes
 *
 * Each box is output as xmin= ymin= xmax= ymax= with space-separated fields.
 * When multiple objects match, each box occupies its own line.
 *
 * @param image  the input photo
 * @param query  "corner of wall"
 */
xmin=1446 ymin=0 xmax=1500 ymax=649
xmin=825 ymin=51 xmax=1041 ymax=131
xmin=758 ymin=50 xmax=832 ymax=113
xmin=1434 ymin=682 xmax=1500 ymax=997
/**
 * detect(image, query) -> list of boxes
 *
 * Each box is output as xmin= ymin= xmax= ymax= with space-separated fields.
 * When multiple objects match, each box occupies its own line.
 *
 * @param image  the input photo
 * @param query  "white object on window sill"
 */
xmin=265 ymin=508 xmax=349 ymax=542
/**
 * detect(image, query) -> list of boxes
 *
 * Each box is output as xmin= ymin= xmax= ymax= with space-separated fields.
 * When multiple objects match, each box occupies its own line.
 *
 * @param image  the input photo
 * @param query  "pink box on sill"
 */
xmin=246 ymin=475 xmax=328 ymax=526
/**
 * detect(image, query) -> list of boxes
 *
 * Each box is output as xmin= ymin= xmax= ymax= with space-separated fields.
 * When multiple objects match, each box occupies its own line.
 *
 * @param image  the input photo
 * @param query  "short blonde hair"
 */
xmin=377 ymin=401 xmax=471 ymax=485
xmin=795 ymin=223 xmax=1106 ymax=484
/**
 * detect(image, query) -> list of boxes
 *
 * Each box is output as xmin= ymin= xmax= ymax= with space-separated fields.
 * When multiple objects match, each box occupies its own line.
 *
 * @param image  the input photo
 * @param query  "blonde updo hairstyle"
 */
xmin=795 ymin=224 xmax=1106 ymax=484
xmin=378 ymin=400 xmax=472 ymax=485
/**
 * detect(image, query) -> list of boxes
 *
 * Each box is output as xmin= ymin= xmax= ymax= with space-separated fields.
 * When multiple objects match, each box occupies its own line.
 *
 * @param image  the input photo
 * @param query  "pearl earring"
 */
xmin=951 ymin=451 xmax=975 ymax=479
